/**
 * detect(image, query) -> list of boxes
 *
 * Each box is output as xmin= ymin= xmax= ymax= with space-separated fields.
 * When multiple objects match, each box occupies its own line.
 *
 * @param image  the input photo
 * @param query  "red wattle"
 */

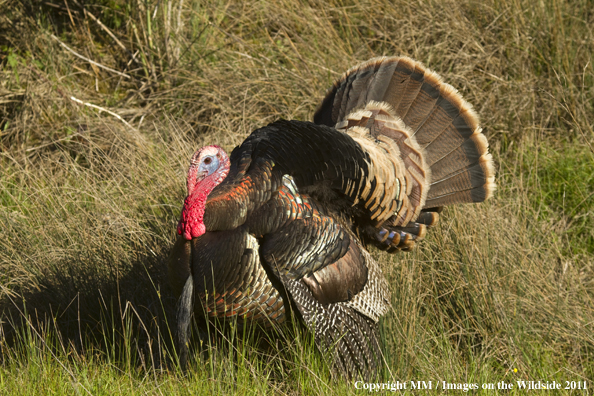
xmin=178 ymin=193 xmax=208 ymax=240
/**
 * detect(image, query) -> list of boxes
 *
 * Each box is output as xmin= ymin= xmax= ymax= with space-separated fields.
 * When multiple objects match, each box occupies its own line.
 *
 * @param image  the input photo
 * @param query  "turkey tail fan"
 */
xmin=176 ymin=274 xmax=194 ymax=371
xmin=314 ymin=56 xmax=495 ymax=212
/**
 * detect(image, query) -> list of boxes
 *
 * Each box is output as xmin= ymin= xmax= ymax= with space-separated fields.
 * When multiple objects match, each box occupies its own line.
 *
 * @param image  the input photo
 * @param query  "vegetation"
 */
xmin=1 ymin=0 xmax=593 ymax=394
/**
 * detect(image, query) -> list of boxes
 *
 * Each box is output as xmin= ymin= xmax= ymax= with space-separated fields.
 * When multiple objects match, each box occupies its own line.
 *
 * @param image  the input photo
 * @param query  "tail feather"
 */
xmin=401 ymin=73 xmax=443 ymax=131
xmin=366 ymin=60 xmax=399 ymax=105
xmin=421 ymin=121 xmax=473 ymax=166
xmin=336 ymin=102 xmax=430 ymax=226
xmin=413 ymin=84 xmax=479 ymax=139
xmin=425 ymin=184 xmax=493 ymax=208
xmin=382 ymin=58 xmax=415 ymax=111
xmin=416 ymin=210 xmax=440 ymax=226
xmin=314 ymin=56 xmax=495 ymax=221
xmin=428 ymin=157 xmax=495 ymax=200
xmin=393 ymin=61 xmax=425 ymax=118
xmin=336 ymin=66 xmax=376 ymax=121
xmin=427 ymin=153 xmax=495 ymax=206
xmin=429 ymin=131 xmax=489 ymax=182
xmin=373 ymin=218 xmax=433 ymax=252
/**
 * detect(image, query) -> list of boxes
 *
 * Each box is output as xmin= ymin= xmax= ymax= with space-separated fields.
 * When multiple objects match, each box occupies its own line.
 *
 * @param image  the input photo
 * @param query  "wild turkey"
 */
xmin=167 ymin=56 xmax=495 ymax=379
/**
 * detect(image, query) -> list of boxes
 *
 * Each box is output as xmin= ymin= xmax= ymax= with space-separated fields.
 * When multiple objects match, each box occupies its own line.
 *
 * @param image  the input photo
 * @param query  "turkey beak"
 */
xmin=196 ymin=170 xmax=209 ymax=182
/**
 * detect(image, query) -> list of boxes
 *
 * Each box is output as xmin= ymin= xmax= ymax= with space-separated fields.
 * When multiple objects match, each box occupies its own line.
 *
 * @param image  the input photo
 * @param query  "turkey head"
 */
xmin=177 ymin=145 xmax=230 ymax=240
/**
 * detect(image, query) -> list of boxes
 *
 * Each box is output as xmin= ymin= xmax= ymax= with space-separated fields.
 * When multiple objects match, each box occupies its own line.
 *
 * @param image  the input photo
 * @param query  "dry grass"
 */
xmin=0 ymin=0 xmax=593 ymax=393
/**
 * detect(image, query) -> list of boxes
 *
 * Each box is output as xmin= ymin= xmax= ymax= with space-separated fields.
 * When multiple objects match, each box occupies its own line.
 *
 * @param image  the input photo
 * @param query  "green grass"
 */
xmin=1 ymin=0 xmax=593 ymax=394
xmin=526 ymin=142 xmax=594 ymax=255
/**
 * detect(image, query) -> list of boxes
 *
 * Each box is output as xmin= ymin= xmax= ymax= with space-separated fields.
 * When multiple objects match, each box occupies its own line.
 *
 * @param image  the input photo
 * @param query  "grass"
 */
xmin=0 ymin=0 xmax=593 ymax=394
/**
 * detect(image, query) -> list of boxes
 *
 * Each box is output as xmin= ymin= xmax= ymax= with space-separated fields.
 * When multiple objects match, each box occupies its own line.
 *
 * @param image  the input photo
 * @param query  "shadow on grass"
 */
xmin=0 ymin=249 xmax=178 ymax=370
xmin=0 ymin=247 xmax=329 ymax=387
